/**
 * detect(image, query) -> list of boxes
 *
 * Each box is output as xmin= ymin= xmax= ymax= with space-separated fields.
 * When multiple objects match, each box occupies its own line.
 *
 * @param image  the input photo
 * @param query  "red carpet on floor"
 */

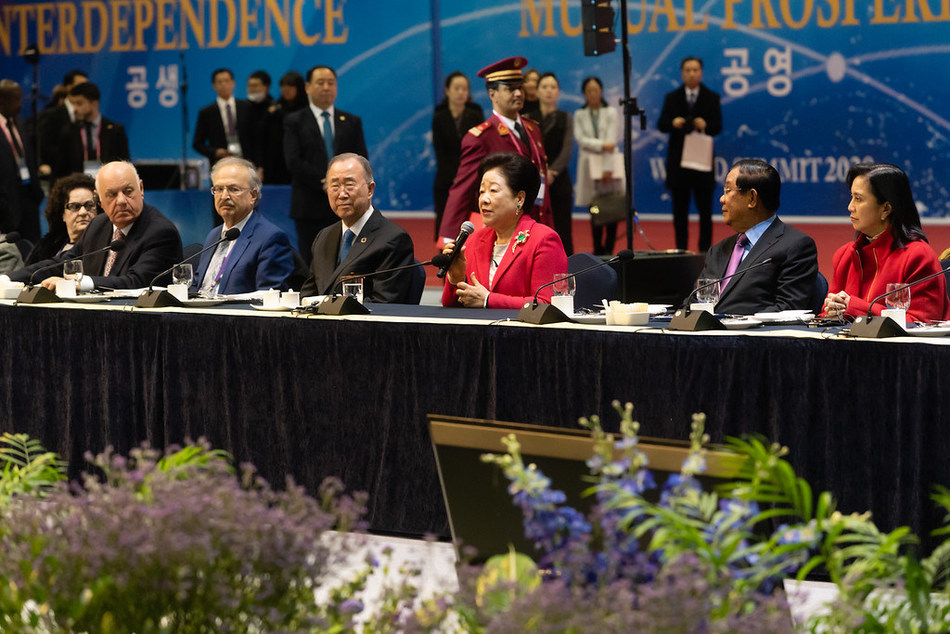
xmin=392 ymin=213 xmax=950 ymax=288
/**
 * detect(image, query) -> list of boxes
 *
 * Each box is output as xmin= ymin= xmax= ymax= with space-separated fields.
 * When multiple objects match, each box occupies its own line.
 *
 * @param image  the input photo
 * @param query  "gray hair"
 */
xmin=327 ymin=153 xmax=373 ymax=183
xmin=211 ymin=157 xmax=263 ymax=200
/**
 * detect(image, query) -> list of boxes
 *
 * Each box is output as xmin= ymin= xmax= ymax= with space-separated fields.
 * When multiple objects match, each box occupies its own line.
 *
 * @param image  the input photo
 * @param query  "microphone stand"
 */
xmin=668 ymin=258 xmax=774 ymax=331
xmin=315 ymin=259 xmax=436 ymax=315
xmin=849 ymin=267 xmax=948 ymax=338
xmin=17 ymin=239 xmax=127 ymax=304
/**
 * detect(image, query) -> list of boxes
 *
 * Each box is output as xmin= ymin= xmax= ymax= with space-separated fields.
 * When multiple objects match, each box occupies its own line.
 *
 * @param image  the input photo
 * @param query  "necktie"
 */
xmin=513 ymin=120 xmax=527 ymax=143
xmin=6 ymin=119 xmax=23 ymax=158
xmin=720 ymin=234 xmax=749 ymax=292
xmin=339 ymin=229 xmax=355 ymax=264
xmin=83 ymin=121 xmax=95 ymax=160
xmin=321 ymin=111 xmax=334 ymax=159
xmin=687 ymin=90 xmax=696 ymax=109
xmin=103 ymin=227 xmax=123 ymax=275
xmin=225 ymin=103 xmax=236 ymax=137
xmin=201 ymin=239 xmax=231 ymax=293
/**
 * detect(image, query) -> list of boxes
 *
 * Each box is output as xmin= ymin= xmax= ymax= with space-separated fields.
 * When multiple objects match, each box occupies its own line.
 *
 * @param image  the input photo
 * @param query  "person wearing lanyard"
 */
xmin=194 ymin=158 xmax=297 ymax=295
xmin=438 ymin=56 xmax=552 ymax=243
xmin=64 ymin=82 xmax=130 ymax=180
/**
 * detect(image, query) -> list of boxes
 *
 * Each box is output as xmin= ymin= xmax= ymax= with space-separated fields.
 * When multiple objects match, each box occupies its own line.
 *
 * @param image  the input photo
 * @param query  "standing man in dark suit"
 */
xmin=50 ymin=82 xmax=131 ymax=181
xmin=300 ymin=154 xmax=415 ymax=303
xmin=283 ymin=65 xmax=368 ymax=263
xmin=37 ymin=69 xmax=88 ymax=181
xmin=193 ymin=68 xmax=255 ymax=226
xmin=658 ymin=56 xmax=723 ymax=253
xmin=6 ymin=161 xmax=182 ymax=291
xmin=694 ymin=159 xmax=817 ymax=315
xmin=193 ymin=157 xmax=297 ymax=294
xmin=438 ymin=56 xmax=551 ymax=243
xmin=0 ymin=80 xmax=43 ymax=241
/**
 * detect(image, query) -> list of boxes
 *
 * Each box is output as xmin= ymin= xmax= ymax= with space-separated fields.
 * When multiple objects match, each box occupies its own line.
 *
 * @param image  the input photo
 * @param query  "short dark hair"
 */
xmin=733 ymin=159 xmax=781 ymax=213
xmin=478 ymin=152 xmax=541 ymax=207
xmin=47 ymin=172 xmax=97 ymax=231
xmin=523 ymin=68 xmax=540 ymax=82
xmin=62 ymin=69 xmax=87 ymax=87
xmin=249 ymin=70 xmax=271 ymax=87
xmin=211 ymin=68 xmax=234 ymax=83
xmin=441 ymin=71 xmax=472 ymax=106
xmin=847 ymin=163 xmax=926 ymax=248
xmin=306 ymin=65 xmax=337 ymax=82
xmin=680 ymin=56 xmax=703 ymax=70
xmin=580 ymin=76 xmax=607 ymax=107
xmin=538 ymin=71 xmax=559 ymax=87
xmin=69 ymin=81 xmax=100 ymax=102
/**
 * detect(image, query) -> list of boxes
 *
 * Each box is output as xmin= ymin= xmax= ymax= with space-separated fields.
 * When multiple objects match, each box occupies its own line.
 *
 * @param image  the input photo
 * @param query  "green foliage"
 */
xmin=0 ymin=432 xmax=65 ymax=503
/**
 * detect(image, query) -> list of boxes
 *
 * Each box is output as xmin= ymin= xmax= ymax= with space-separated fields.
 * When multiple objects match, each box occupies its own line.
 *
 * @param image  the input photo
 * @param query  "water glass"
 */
xmin=343 ymin=279 xmax=364 ymax=304
xmin=172 ymin=263 xmax=193 ymax=287
xmin=885 ymin=283 xmax=910 ymax=310
xmin=551 ymin=273 xmax=575 ymax=315
xmin=63 ymin=260 xmax=83 ymax=286
xmin=695 ymin=278 xmax=720 ymax=304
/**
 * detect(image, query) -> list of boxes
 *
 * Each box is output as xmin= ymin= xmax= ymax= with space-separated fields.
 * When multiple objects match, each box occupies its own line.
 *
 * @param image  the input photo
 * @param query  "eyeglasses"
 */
xmin=210 ymin=185 xmax=253 ymax=196
xmin=327 ymin=182 xmax=361 ymax=195
xmin=65 ymin=201 xmax=97 ymax=213
xmin=722 ymin=187 xmax=749 ymax=195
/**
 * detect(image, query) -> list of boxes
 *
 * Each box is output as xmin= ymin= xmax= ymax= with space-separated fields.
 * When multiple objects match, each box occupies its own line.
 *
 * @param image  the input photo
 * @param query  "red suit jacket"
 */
xmin=829 ymin=230 xmax=950 ymax=322
xmin=442 ymin=215 xmax=567 ymax=309
xmin=439 ymin=113 xmax=552 ymax=239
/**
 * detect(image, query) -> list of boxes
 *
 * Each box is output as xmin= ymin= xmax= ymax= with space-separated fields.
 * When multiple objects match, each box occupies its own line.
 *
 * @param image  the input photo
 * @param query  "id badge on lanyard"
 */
xmin=17 ymin=159 xmax=30 ymax=183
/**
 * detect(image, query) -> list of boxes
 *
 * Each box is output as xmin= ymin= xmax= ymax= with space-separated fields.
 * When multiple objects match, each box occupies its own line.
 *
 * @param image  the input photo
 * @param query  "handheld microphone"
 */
xmin=850 ymin=266 xmax=949 ymax=338
xmin=436 ymin=221 xmax=475 ymax=279
xmin=318 ymin=258 xmax=438 ymax=316
xmin=517 ymin=250 xmax=635 ymax=324
xmin=1 ymin=232 xmax=21 ymax=244
xmin=669 ymin=257 xmax=774 ymax=331
xmin=135 ymin=227 xmax=239 ymax=308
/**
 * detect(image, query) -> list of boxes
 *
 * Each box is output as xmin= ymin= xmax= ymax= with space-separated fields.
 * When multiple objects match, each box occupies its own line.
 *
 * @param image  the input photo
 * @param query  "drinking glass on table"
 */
xmin=694 ymin=278 xmax=720 ymax=305
xmin=551 ymin=273 xmax=575 ymax=315
xmin=63 ymin=260 xmax=83 ymax=288
xmin=885 ymin=283 xmax=910 ymax=310
xmin=172 ymin=263 xmax=193 ymax=287
xmin=342 ymin=277 xmax=364 ymax=304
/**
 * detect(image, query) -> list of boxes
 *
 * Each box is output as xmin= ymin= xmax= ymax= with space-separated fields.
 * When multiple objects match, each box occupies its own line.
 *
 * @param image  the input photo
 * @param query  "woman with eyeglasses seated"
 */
xmin=441 ymin=152 xmax=567 ymax=308
xmin=25 ymin=173 xmax=98 ymax=265
xmin=823 ymin=163 xmax=950 ymax=322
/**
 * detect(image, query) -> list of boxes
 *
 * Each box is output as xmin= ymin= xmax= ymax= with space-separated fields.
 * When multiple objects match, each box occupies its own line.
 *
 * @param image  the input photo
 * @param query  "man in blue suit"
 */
xmin=193 ymin=157 xmax=297 ymax=294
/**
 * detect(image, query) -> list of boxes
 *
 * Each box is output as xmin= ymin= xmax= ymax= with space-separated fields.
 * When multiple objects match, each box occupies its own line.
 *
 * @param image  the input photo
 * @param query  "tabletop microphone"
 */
xmin=518 ymin=249 xmax=635 ymax=324
xmin=18 ymin=238 xmax=127 ymax=304
xmin=318 ymin=257 xmax=438 ymax=316
xmin=436 ymin=221 xmax=475 ymax=279
xmin=669 ymin=257 xmax=774 ymax=331
xmin=136 ymin=227 xmax=240 ymax=308
xmin=1 ymin=231 xmax=21 ymax=244
xmin=851 ymin=266 xmax=949 ymax=338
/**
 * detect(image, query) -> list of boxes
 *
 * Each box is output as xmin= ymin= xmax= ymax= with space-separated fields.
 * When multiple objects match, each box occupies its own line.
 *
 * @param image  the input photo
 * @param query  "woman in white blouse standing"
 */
xmin=574 ymin=76 xmax=624 ymax=255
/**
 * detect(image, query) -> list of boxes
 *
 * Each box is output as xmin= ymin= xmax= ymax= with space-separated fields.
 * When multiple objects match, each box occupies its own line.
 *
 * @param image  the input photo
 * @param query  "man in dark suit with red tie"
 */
xmin=0 ymin=79 xmax=43 ymax=240
xmin=50 ymin=82 xmax=131 ymax=182
xmin=658 ymin=56 xmax=723 ymax=253
xmin=438 ymin=56 xmax=552 ymax=242
xmin=283 ymin=65 xmax=368 ymax=262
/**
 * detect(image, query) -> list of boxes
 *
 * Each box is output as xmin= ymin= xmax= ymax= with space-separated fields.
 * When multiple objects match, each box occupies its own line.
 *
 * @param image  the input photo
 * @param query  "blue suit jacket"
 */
xmin=193 ymin=211 xmax=295 ymax=293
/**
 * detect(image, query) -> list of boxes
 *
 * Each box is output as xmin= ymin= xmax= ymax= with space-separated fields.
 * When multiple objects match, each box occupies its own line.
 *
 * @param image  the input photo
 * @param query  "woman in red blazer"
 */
xmin=823 ymin=163 xmax=950 ymax=322
xmin=442 ymin=152 xmax=567 ymax=309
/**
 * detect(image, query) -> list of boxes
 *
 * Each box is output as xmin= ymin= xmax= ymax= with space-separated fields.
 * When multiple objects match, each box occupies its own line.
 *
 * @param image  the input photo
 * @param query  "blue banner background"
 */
xmin=3 ymin=0 xmax=949 ymax=221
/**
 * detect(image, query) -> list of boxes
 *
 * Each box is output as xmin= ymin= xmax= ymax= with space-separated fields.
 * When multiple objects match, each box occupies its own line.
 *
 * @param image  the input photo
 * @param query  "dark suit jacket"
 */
xmin=432 ymin=102 xmax=484 ymax=203
xmin=283 ymin=106 xmax=368 ymax=227
xmin=300 ymin=207 xmax=415 ymax=303
xmin=193 ymin=99 xmax=256 ymax=164
xmin=0 ymin=115 xmax=42 ymax=233
xmin=38 ymin=103 xmax=71 ymax=170
xmin=696 ymin=217 xmax=818 ymax=315
xmin=192 ymin=211 xmax=296 ymax=294
xmin=657 ymin=83 xmax=722 ymax=188
xmin=54 ymin=116 xmax=131 ymax=180
xmin=9 ymin=203 xmax=183 ymax=289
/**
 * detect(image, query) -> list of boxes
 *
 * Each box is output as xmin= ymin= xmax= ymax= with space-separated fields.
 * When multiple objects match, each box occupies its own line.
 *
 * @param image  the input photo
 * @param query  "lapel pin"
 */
xmin=360 ymin=237 xmax=367 ymax=243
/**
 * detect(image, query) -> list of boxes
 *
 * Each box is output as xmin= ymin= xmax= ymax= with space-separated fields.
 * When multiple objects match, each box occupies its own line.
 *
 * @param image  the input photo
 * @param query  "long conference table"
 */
xmin=3 ymin=298 xmax=950 ymax=549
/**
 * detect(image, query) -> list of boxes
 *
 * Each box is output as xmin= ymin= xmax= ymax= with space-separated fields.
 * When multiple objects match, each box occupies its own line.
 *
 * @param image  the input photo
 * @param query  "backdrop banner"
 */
xmin=2 ymin=0 xmax=948 ymax=218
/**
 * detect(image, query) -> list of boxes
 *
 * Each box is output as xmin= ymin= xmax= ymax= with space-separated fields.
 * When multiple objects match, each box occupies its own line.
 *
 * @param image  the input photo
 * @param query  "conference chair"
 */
xmin=182 ymin=243 xmax=203 ymax=262
xmin=812 ymin=271 xmax=829 ymax=314
xmin=567 ymin=252 xmax=617 ymax=311
xmin=408 ymin=260 xmax=426 ymax=304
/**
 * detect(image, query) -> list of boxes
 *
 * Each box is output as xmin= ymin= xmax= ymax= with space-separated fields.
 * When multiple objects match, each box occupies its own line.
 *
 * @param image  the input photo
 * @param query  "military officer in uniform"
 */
xmin=438 ymin=56 xmax=552 ymax=242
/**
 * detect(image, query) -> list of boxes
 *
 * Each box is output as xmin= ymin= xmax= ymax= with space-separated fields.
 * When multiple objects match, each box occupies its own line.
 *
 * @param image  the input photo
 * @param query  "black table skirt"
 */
xmin=3 ymin=303 xmax=948 ymax=548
